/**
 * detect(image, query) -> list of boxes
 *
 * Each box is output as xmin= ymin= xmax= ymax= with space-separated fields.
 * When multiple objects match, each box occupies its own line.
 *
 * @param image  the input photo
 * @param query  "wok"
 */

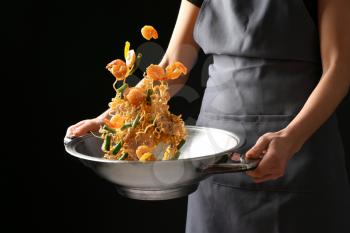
xmin=64 ymin=126 xmax=259 ymax=200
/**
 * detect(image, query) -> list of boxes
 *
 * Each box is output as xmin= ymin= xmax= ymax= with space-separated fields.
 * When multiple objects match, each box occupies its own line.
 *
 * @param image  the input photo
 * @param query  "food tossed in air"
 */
xmin=100 ymin=26 xmax=187 ymax=161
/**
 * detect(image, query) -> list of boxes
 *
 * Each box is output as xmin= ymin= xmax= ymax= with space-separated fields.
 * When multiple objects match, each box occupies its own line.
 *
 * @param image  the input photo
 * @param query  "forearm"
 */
xmin=284 ymin=0 xmax=350 ymax=148
xmin=285 ymin=65 xmax=350 ymax=147
xmin=138 ymin=0 xmax=200 ymax=96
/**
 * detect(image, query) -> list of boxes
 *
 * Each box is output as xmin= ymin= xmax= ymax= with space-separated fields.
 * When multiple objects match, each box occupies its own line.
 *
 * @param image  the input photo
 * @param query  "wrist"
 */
xmin=279 ymin=126 xmax=307 ymax=154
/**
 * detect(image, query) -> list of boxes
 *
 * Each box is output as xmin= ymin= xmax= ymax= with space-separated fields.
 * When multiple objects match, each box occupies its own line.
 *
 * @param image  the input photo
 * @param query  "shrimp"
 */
xmin=165 ymin=62 xmax=187 ymax=80
xmin=125 ymin=87 xmax=146 ymax=106
xmin=100 ymin=25 xmax=188 ymax=161
xmin=106 ymin=59 xmax=127 ymax=80
xmin=141 ymin=25 xmax=158 ymax=40
xmin=146 ymin=64 xmax=166 ymax=81
xmin=110 ymin=115 xmax=124 ymax=128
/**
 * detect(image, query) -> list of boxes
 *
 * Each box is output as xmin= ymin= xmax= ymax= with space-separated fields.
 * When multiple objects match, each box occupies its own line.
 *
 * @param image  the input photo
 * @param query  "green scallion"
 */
xmin=112 ymin=141 xmax=123 ymax=155
xmin=132 ymin=113 xmax=141 ymax=128
xmin=121 ymin=123 xmax=132 ymax=130
xmin=118 ymin=152 xmax=128 ymax=160
xmin=102 ymin=134 xmax=112 ymax=151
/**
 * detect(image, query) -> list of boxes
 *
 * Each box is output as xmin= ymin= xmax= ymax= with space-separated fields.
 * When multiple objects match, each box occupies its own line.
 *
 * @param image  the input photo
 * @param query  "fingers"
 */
xmin=66 ymin=124 xmax=79 ymax=138
xmin=75 ymin=120 xmax=100 ymax=135
xmin=246 ymin=134 xmax=271 ymax=159
xmin=66 ymin=119 xmax=101 ymax=137
xmin=246 ymin=147 xmax=284 ymax=183
xmin=245 ymin=131 xmax=296 ymax=183
xmin=248 ymin=173 xmax=281 ymax=183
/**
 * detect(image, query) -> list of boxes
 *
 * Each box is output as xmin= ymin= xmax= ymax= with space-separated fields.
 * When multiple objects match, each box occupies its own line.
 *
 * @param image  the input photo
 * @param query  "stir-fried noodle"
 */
xmin=99 ymin=26 xmax=187 ymax=161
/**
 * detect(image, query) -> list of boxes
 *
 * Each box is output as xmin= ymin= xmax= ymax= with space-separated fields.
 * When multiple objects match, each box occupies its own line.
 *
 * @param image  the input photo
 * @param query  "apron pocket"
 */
xmin=196 ymin=111 xmax=294 ymax=152
xmin=197 ymin=112 xmax=347 ymax=192
xmin=196 ymin=111 xmax=310 ymax=191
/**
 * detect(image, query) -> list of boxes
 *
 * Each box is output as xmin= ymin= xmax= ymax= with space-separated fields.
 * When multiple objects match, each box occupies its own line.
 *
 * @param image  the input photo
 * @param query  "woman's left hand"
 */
xmin=245 ymin=129 xmax=303 ymax=183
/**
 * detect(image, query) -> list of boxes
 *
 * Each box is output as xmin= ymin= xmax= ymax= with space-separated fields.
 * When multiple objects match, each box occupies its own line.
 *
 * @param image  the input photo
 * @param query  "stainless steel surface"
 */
xmin=116 ymin=184 xmax=199 ymax=201
xmin=64 ymin=126 xmax=259 ymax=200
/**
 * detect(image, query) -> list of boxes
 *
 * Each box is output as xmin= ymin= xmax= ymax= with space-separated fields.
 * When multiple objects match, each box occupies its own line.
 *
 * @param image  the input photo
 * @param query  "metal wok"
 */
xmin=64 ymin=126 xmax=259 ymax=200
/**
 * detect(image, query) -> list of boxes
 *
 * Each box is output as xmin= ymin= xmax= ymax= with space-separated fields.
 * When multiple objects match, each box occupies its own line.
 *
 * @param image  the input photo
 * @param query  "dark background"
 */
xmin=9 ymin=0 xmax=349 ymax=232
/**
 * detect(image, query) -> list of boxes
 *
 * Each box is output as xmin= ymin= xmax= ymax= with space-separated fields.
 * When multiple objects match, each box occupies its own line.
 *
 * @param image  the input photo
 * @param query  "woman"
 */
xmin=67 ymin=0 xmax=350 ymax=232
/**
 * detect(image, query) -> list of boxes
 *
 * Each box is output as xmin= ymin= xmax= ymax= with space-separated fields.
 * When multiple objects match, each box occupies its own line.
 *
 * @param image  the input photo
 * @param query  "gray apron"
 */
xmin=186 ymin=0 xmax=350 ymax=232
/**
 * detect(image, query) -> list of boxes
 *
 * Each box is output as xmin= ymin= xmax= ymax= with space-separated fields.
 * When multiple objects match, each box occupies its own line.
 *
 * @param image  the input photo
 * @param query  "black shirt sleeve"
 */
xmin=187 ymin=0 xmax=203 ymax=8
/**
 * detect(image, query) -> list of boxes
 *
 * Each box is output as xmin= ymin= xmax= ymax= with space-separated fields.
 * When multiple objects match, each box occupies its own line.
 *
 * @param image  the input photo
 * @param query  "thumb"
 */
xmin=246 ymin=135 xmax=270 ymax=159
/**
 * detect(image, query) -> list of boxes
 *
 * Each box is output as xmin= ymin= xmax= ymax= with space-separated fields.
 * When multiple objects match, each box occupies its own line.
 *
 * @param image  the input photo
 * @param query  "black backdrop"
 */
xmin=16 ymin=0 xmax=349 ymax=232
xmin=28 ymin=1 xmax=205 ymax=233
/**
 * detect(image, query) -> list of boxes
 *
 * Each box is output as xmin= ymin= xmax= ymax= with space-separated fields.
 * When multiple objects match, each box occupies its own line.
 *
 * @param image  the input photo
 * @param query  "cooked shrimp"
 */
xmin=165 ymin=62 xmax=187 ymax=79
xmin=103 ymin=118 xmax=115 ymax=128
xmin=141 ymin=25 xmax=158 ymax=40
xmin=146 ymin=64 xmax=166 ymax=81
xmin=126 ymin=87 xmax=146 ymax=106
xmin=100 ymin=26 xmax=187 ymax=161
xmin=110 ymin=115 xmax=124 ymax=128
xmin=106 ymin=59 xmax=127 ymax=80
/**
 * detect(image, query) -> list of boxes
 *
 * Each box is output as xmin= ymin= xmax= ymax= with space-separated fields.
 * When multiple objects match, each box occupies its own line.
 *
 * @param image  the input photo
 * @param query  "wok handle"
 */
xmin=201 ymin=153 xmax=260 ymax=174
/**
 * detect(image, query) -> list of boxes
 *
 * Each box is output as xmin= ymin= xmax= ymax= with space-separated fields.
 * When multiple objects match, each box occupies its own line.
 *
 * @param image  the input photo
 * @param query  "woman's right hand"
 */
xmin=65 ymin=118 xmax=102 ymax=138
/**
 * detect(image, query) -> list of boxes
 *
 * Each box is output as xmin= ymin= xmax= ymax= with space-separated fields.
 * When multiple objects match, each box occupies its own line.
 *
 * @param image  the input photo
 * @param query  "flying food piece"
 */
xmin=141 ymin=25 xmax=158 ymax=40
xmin=100 ymin=26 xmax=187 ymax=161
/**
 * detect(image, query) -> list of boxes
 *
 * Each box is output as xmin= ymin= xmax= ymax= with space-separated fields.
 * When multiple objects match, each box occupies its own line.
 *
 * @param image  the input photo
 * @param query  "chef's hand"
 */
xmin=245 ymin=129 xmax=303 ymax=183
xmin=66 ymin=118 xmax=102 ymax=138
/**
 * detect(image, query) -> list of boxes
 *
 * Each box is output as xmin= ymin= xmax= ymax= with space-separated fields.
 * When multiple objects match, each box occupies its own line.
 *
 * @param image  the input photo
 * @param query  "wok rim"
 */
xmin=64 ymin=125 xmax=244 ymax=164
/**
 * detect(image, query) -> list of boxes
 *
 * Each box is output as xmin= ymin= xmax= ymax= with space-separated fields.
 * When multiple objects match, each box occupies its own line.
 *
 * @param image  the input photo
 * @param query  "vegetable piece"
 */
xmin=112 ymin=141 xmax=123 ymax=155
xmin=117 ymin=83 xmax=129 ymax=99
xmin=177 ymin=139 xmax=186 ymax=149
xmin=136 ymin=145 xmax=154 ymax=159
xmin=146 ymin=89 xmax=153 ymax=105
xmin=126 ymin=50 xmax=136 ymax=68
xmin=132 ymin=113 xmax=141 ymax=128
xmin=118 ymin=152 xmax=128 ymax=160
xmin=103 ymin=124 xmax=116 ymax=134
xmin=124 ymin=41 xmax=130 ymax=61
xmin=117 ymin=83 xmax=128 ymax=93
xmin=162 ymin=146 xmax=174 ymax=160
xmin=102 ymin=134 xmax=112 ymax=152
xmin=129 ymin=53 xmax=142 ymax=75
xmin=139 ymin=152 xmax=154 ymax=162
xmin=174 ymin=151 xmax=181 ymax=159
xmin=121 ymin=123 xmax=132 ymax=130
